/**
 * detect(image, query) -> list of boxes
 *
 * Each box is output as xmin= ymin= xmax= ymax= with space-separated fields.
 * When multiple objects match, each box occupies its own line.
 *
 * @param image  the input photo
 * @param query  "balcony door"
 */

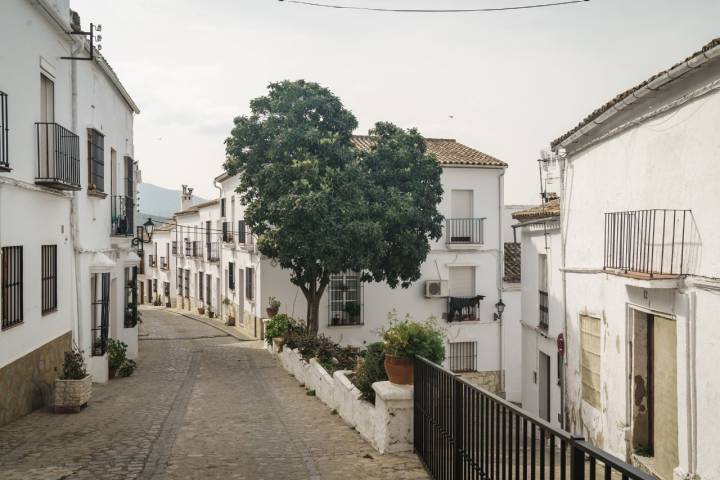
xmin=40 ymin=74 xmax=54 ymax=123
xmin=451 ymin=190 xmax=473 ymax=219
xmin=39 ymin=74 xmax=55 ymax=178
xmin=449 ymin=266 xmax=475 ymax=297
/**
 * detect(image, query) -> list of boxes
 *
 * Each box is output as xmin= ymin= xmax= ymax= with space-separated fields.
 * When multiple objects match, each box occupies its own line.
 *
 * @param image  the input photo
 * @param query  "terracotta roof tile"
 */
xmin=552 ymin=37 xmax=720 ymax=148
xmin=504 ymin=242 xmax=521 ymax=284
xmin=512 ymin=199 xmax=560 ymax=221
xmin=352 ymin=136 xmax=507 ymax=167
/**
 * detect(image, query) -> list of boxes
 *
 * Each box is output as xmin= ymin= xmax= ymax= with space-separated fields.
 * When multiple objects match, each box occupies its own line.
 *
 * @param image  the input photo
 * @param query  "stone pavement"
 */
xmin=0 ymin=308 xmax=428 ymax=479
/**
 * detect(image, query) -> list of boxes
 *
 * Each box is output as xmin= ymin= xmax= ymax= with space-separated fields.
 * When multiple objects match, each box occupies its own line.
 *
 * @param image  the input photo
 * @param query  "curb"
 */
xmin=167 ymin=308 xmax=256 ymax=342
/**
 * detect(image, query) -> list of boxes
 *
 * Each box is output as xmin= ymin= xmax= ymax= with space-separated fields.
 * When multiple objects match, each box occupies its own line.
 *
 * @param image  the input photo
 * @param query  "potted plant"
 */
xmin=380 ymin=314 xmax=446 ymax=385
xmin=344 ymin=302 xmax=361 ymax=324
xmin=107 ymin=338 xmax=128 ymax=379
xmin=207 ymin=305 xmax=215 ymax=318
xmin=266 ymin=296 xmax=281 ymax=318
xmin=153 ymin=293 xmax=162 ymax=307
xmin=265 ymin=313 xmax=297 ymax=351
xmin=197 ymin=302 xmax=205 ymax=315
xmin=223 ymin=297 xmax=235 ymax=326
xmin=55 ymin=348 xmax=92 ymax=413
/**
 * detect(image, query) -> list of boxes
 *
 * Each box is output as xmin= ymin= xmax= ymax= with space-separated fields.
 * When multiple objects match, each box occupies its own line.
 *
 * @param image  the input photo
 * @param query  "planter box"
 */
xmin=54 ymin=375 xmax=92 ymax=413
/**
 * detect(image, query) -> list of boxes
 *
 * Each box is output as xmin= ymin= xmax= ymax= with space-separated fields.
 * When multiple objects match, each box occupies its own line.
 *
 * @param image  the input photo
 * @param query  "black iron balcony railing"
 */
xmin=539 ymin=289 xmax=549 ymax=330
xmin=148 ymin=255 xmax=156 ymax=267
xmin=206 ymin=242 xmax=220 ymax=262
xmin=414 ymin=356 xmax=655 ymax=480
xmin=447 ymin=295 xmax=483 ymax=322
xmin=111 ymin=195 xmax=134 ymax=236
xmin=222 ymin=222 xmax=234 ymax=243
xmin=446 ymin=218 xmax=485 ymax=245
xmin=160 ymin=256 xmax=169 ymax=270
xmin=192 ymin=240 xmax=202 ymax=258
xmin=604 ymin=209 xmax=691 ymax=277
xmin=0 ymin=91 xmax=8 ymax=171
xmin=184 ymin=240 xmax=192 ymax=257
xmin=171 ymin=241 xmax=177 ymax=255
xmin=35 ymin=122 xmax=81 ymax=190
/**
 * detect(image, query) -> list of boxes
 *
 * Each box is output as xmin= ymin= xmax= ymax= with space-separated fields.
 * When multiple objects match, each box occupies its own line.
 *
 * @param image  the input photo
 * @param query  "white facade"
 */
xmin=0 ymin=0 xmax=141 ymax=423
xmin=552 ymin=40 xmax=720 ymax=480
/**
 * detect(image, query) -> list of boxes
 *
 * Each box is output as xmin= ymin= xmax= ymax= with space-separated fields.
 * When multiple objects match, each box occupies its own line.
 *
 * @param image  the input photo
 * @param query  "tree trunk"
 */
xmin=306 ymin=295 xmax=321 ymax=334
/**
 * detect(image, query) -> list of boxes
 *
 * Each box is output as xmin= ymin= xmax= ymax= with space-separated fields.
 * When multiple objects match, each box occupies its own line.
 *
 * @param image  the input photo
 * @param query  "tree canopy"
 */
xmin=225 ymin=80 xmax=443 ymax=332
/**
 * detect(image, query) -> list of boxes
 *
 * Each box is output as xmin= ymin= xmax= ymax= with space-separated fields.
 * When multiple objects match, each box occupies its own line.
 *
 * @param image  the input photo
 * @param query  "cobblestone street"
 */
xmin=0 ymin=308 xmax=428 ymax=480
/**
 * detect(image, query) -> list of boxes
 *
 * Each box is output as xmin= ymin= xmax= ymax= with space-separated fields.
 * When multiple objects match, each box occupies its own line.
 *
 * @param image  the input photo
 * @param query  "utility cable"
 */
xmin=277 ymin=0 xmax=589 ymax=13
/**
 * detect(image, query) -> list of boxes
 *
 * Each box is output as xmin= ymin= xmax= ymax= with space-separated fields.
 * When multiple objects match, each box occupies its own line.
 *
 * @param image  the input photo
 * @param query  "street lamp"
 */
xmin=131 ymin=218 xmax=155 ymax=252
xmin=493 ymin=298 xmax=505 ymax=321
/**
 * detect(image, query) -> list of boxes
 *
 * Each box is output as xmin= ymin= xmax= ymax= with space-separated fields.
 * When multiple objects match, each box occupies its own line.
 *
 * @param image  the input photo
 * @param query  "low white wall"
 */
xmin=277 ymin=347 xmax=413 ymax=454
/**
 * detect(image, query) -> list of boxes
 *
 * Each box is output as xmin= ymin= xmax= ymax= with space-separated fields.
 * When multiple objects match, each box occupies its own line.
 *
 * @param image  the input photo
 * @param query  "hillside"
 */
xmin=137 ymin=183 xmax=207 ymax=220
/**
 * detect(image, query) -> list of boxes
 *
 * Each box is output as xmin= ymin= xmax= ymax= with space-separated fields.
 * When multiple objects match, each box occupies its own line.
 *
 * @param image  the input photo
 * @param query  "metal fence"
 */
xmin=604 ymin=209 xmax=691 ymax=276
xmin=414 ymin=356 xmax=654 ymax=480
xmin=35 ymin=122 xmax=80 ymax=190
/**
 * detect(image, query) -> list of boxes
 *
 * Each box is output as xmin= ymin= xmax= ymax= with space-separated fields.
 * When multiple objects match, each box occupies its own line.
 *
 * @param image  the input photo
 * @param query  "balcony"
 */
xmin=539 ymin=289 xmax=549 ymax=330
xmin=111 ymin=195 xmax=134 ymax=236
xmin=446 ymin=218 xmax=484 ymax=245
xmin=160 ymin=256 xmax=169 ymax=270
xmin=149 ymin=255 xmax=156 ymax=267
xmin=206 ymin=242 xmax=220 ymax=262
xmin=192 ymin=241 xmax=202 ymax=258
xmin=171 ymin=241 xmax=178 ymax=255
xmin=35 ymin=122 xmax=81 ymax=190
xmin=222 ymin=222 xmax=234 ymax=243
xmin=447 ymin=295 xmax=483 ymax=322
xmin=604 ymin=209 xmax=693 ymax=278
xmin=184 ymin=240 xmax=192 ymax=257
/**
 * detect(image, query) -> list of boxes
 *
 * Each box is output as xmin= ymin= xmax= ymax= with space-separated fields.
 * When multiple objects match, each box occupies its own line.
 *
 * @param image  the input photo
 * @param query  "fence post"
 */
xmin=454 ymin=375 xmax=463 ymax=480
xmin=570 ymin=437 xmax=586 ymax=480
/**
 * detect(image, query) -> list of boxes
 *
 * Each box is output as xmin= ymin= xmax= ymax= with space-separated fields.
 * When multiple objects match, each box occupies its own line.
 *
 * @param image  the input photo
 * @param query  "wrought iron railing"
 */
xmin=539 ymin=290 xmax=549 ymax=330
xmin=171 ymin=241 xmax=177 ymax=255
xmin=222 ymin=222 xmax=234 ymax=242
xmin=0 ymin=91 xmax=8 ymax=171
xmin=414 ymin=356 xmax=654 ymax=480
xmin=206 ymin=242 xmax=220 ymax=262
xmin=148 ymin=254 xmax=156 ymax=267
xmin=184 ymin=240 xmax=192 ymax=257
xmin=446 ymin=218 xmax=485 ymax=245
xmin=111 ymin=195 xmax=134 ymax=236
xmin=447 ymin=296 xmax=483 ymax=322
xmin=604 ymin=209 xmax=691 ymax=276
xmin=160 ymin=256 xmax=169 ymax=270
xmin=35 ymin=122 xmax=81 ymax=190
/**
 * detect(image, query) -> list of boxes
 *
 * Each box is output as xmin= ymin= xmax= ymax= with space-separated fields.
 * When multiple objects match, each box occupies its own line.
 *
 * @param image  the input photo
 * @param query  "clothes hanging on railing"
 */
xmin=447 ymin=295 xmax=484 ymax=322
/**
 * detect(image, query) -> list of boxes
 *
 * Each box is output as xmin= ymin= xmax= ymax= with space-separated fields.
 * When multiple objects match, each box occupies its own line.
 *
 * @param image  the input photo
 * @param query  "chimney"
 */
xmin=181 ymin=185 xmax=194 ymax=211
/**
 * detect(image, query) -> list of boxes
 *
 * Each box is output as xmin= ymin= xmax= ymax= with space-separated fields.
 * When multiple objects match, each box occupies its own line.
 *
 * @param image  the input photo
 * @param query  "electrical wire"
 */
xmin=278 ymin=0 xmax=589 ymax=13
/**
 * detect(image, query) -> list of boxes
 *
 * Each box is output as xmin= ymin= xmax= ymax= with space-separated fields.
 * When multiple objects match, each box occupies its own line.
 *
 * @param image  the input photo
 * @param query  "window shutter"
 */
xmin=229 ymin=262 xmax=235 ymax=290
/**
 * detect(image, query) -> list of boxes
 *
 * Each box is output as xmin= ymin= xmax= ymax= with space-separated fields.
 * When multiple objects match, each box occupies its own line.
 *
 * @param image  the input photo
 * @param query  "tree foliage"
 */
xmin=225 ymin=80 xmax=443 ymax=332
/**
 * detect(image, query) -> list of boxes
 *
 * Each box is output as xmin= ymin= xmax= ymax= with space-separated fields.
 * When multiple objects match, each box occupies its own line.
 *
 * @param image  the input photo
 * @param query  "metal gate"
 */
xmin=413 ymin=356 xmax=653 ymax=480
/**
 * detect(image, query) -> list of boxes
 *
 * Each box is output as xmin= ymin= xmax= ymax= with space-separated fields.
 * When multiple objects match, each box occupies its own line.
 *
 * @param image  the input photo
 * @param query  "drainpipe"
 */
xmin=558 ymin=149 xmax=568 ymax=430
xmin=498 ymin=169 xmax=505 ymax=391
xmin=70 ymin=38 xmax=84 ymax=353
xmin=213 ymin=179 xmax=222 ymax=318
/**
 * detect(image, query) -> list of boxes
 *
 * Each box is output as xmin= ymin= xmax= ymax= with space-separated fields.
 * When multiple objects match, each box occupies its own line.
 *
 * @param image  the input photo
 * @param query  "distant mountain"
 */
xmin=137 ymin=183 xmax=207 ymax=220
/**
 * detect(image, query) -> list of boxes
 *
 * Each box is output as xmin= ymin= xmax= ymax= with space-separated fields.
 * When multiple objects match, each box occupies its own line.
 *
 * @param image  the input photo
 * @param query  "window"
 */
xmin=163 ymin=281 xmax=170 ymax=298
xmin=184 ymin=269 xmax=190 ymax=298
xmin=41 ymin=245 xmax=57 ymax=314
xmin=328 ymin=271 xmax=362 ymax=326
xmin=206 ymin=274 xmax=212 ymax=308
xmin=447 ymin=266 xmax=480 ymax=322
xmin=581 ymin=315 xmax=601 ymax=409
xmin=124 ymin=267 xmax=138 ymax=328
xmin=448 ymin=341 xmax=477 ymax=372
xmin=229 ymin=262 xmax=235 ymax=290
xmin=88 ymin=128 xmax=105 ymax=192
xmin=1 ymin=90 xmax=9 ymax=170
xmin=245 ymin=267 xmax=254 ymax=300
xmin=1 ymin=246 xmax=23 ymax=329
xmin=199 ymin=272 xmax=204 ymax=301
xmin=178 ymin=268 xmax=183 ymax=294
xmin=221 ymin=198 xmax=226 ymax=217
xmin=539 ymin=254 xmax=549 ymax=329
xmin=238 ymin=220 xmax=246 ymax=244
xmin=91 ymin=272 xmax=110 ymax=356
xmin=152 ymin=279 xmax=157 ymax=293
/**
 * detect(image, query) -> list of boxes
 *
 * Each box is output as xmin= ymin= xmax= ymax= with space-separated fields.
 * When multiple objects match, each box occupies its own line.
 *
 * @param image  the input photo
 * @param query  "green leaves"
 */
xmin=225 ymin=80 xmax=444 ymax=330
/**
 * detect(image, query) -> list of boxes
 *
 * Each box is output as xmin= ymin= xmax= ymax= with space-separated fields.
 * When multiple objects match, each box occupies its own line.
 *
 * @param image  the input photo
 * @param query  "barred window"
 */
xmin=41 ymin=245 xmax=57 ymax=314
xmin=238 ymin=220 xmax=246 ymax=244
xmin=448 ymin=341 xmax=477 ymax=372
xmin=229 ymin=262 xmax=235 ymax=290
xmin=245 ymin=267 xmax=254 ymax=300
xmin=1 ymin=246 xmax=23 ymax=329
xmin=91 ymin=272 xmax=110 ymax=356
xmin=199 ymin=272 xmax=204 ymax=300
xmin=184 ymin=269 xmax=190 ymax=298
xmin=88 ymin=128 xmax=105 ymax=192
xmin=221 ymin=198 xmax=226 ymax=217
xmin=328 ymin=271 xmax=362 ymax=326
xmin=0 ymin=90 xmax=9 ymax=170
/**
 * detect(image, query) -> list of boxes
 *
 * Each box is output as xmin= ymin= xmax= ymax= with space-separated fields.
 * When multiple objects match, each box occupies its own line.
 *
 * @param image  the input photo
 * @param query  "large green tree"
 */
xmin=225 ymin=80 xmax=443 ymax=332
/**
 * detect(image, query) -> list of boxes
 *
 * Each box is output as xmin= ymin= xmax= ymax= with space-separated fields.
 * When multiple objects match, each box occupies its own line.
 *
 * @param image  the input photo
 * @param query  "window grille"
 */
xmin=238 ymin=220 xmax=246 ymax=244
xmin=1 ymin=246 xmax=23 ymax=329
xmin=87 ymin=128 xmax=105 ymax=192
xmin=0 ymin=91 xmax=8 ymax=171
xmin=229 ymin=262 xmax=235 ymax=290
xmin=91 ymin=272 xmax=110 ymax=356
xmin=245 ymin=267 xmax=254 ymax=300
xmin=184 ymin=269 xmax=190 ymax=298
xmin=199 ymin=272 xmax=204 ymax=301
xmin=328 ymin=271 xmax=363 ymax=326
xmin=41 ymin=245 xmax=57 ymax=314
xmin=448 ymin=341 xmax=477 ymax=372
xmin=221 ymin=198 xmax=226 ymax=217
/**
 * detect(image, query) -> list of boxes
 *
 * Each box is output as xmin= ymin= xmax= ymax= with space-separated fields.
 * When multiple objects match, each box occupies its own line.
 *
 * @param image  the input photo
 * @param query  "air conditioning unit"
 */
xmin=425 ymin=280 xmax=449 ymax=298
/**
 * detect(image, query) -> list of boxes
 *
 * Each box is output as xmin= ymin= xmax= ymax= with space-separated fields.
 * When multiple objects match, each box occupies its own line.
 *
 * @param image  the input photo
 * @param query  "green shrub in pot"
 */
xmin=264 ymin=313 xmax=298 ymax=345
xmin=380 ymin=314 xmax=445 ymax=384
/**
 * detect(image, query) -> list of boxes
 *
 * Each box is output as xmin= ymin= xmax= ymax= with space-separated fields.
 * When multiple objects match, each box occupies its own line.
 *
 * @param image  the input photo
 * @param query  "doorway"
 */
xmin=538 ymin=351 xmax=551 ymax=422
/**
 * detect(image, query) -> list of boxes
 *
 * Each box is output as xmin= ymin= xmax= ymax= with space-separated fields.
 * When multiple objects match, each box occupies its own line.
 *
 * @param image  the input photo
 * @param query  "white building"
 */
xmin=0 ymin=0 xmax=141 ymax=425
xmin=167 ymin=137 xmax=514 ymax=393
xmin=551 ymin=38 xmax=720 ymax=480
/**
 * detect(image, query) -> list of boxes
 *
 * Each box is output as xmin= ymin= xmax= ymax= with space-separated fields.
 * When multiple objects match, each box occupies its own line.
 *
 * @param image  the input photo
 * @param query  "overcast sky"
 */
xmin=71 ymin=0 xmax=719 ymax=202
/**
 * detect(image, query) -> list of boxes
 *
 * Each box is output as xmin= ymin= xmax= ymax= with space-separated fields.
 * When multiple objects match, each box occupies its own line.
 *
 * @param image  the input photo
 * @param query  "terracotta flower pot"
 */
xmin=266 ymin=307 xmax=279 ymax=318
xmin=384 ymin=355 xmax=414 ymax=385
